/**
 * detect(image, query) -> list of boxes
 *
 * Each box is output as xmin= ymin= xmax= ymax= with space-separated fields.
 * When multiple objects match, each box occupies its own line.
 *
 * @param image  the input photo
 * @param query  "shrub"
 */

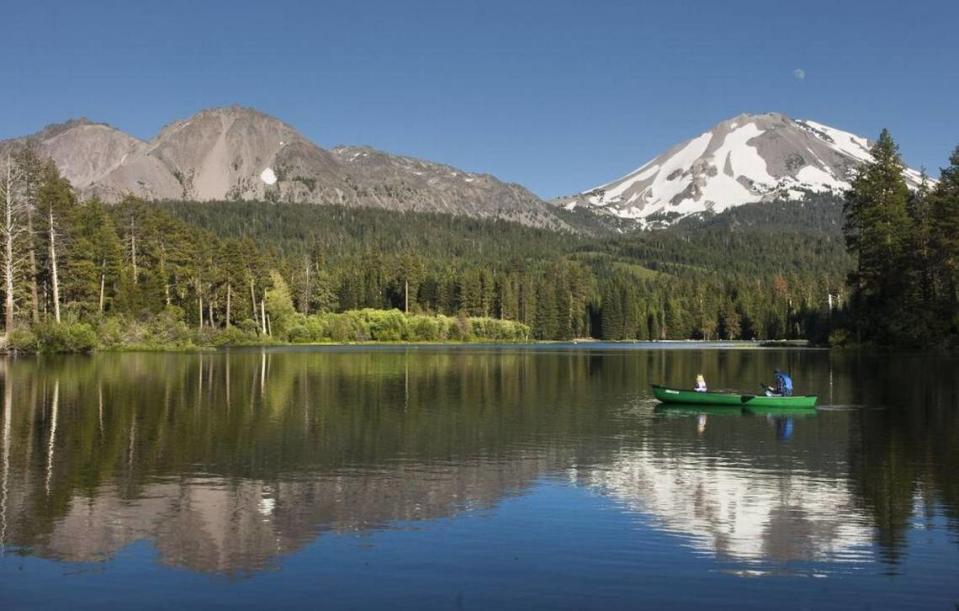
xmin=328 ymin=315 xmax=353 ymax=342
xmin=238 ymin=318 xmax=260 ymax=335
xmin=212 ymin=325 xmax=260 ymax=347
xmin=148 ymin=310 xmax=195 ymax=347
xmin=287 ymin=324 xmax=312 ymax=343
xmin=409 ymin=316 xmax=440 ymax=341
xmin=300 ymin=316 xmax=331 ymax=342
xmin=343 ymin=311 xmax=370 ymax=341
xmin=448 ymin=314 xmax=472 ymax=341
xmin=96 ymin=317 xmax=127 ymax=348
xmin=33 ymin=322 xmax=98 ymax=353
xmin=7 ymin=327 xmax=38 ymax=352
xmin=367 ymin=309 xmax=408 ymax=341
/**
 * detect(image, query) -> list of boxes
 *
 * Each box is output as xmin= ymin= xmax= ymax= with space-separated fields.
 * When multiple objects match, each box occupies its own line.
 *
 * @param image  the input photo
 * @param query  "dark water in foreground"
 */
xmin=1 ymin=344 xmax=958 ymax=609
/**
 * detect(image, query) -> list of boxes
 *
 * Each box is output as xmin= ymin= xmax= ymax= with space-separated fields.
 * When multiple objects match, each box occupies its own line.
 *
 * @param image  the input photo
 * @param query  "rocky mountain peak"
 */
xmin=0 ymin=106 xmax=566 ymax=230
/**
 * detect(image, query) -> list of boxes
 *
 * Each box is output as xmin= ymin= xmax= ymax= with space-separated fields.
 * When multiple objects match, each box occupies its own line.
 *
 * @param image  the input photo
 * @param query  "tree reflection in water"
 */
xmin=0 ymin=347 xmax=956 ymax=574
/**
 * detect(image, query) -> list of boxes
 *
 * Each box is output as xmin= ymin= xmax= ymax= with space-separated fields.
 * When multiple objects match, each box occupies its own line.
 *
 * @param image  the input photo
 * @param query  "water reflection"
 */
xmin=0 ymin=347 xmax=957 ymax=575
xmin=575 ymin=446 xmax=873 ymax=564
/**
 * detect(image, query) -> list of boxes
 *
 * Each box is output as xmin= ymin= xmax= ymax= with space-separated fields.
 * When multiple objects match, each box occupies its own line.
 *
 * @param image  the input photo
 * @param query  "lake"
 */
xmin=1 ymin=344 xmax=958 ymax=609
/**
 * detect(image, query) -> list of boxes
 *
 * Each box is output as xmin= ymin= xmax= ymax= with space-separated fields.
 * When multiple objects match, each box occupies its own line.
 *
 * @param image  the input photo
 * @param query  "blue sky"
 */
xmin=1 ymin=0 xmax=956 ymax=197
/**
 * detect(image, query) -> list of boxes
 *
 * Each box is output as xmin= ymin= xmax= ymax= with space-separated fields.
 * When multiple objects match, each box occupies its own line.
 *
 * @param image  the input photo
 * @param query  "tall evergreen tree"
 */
xmin=930 ymin=146 xmax=959 ymax=332
xmin=843 ymin=129 xmax=917 ymax=345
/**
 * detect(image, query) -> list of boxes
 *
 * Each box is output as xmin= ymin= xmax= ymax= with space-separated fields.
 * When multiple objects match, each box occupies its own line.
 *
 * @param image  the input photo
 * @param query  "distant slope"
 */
xmin=672 ymin=194 xmax=845 ymax=235
xmin=157 ymin=200 xmax=583 ymax=265
xmin=157 ymin=199 xmax=851 ymax=282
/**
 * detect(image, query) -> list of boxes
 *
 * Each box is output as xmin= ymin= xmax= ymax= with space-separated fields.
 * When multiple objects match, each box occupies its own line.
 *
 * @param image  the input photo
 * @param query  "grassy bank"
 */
xmin=3 ymin=309 xmax=531 ymax=354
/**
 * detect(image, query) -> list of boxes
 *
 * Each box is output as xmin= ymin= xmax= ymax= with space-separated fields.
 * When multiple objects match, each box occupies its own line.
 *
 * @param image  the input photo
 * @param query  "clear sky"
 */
xmin=1 ymin=0 xmax=956 ymax=198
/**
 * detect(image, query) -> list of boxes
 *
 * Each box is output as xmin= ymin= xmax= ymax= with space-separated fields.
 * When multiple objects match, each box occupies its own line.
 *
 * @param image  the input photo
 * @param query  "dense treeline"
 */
xmin=674 ymin=194 xmax=846 ymax=235
xmin=0 ymin=147 xmax=852 ymax=350
xmin=159 ymin=198 xmax=850 ymax=341
xmin=842 ymin=131 xmax=959 ymax=348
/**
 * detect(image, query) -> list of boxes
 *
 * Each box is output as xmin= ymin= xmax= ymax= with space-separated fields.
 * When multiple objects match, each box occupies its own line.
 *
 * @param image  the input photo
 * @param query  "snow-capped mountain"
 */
xmin=556 ymin=112 xmax=927 ymax=227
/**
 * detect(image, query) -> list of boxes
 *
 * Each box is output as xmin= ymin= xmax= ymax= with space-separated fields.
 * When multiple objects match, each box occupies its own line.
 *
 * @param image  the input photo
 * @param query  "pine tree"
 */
xmin=930 ymin=146 xmax=959 ymax=328
xmin=599 ymin=279 xmax=623 ymax=340
xmin=906 ymin=172 xmax=937 ymax=340
xmin=35 ymin=161 xmax=75 ymax=323
xmin=64 ymin=199 xmax=123 ymax=316
xmin=843 ymin=129 xmax=916 ymax=344
xmin=265 ymin=270 xmax=296 ymax=336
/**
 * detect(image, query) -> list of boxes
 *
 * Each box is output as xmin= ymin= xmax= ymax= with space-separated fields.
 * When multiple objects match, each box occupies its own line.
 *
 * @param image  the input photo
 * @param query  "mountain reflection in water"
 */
xmin=0 ymin=346 xmax=957 ymax=578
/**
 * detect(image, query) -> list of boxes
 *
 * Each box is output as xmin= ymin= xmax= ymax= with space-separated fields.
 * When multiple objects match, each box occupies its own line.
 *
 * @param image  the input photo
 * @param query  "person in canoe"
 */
xmin=694 ymin=374 xmax=708 ymax=392
xmin=765 ymin=369 xmax=793 ymax=397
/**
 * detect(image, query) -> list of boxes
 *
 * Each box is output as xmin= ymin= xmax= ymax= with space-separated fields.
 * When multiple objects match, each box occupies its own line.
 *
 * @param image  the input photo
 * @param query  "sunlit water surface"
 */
xmin=1 ymin=344 xmax=958 ymax=609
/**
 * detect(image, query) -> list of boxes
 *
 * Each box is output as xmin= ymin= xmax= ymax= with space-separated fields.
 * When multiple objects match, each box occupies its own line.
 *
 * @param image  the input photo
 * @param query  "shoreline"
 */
xmin=1 ymin=338 xmax=828 ymax=356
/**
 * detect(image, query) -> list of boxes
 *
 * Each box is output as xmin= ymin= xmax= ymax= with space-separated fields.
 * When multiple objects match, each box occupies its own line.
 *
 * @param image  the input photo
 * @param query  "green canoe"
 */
xmin=652 ymin=384 xmax=817 ymax=409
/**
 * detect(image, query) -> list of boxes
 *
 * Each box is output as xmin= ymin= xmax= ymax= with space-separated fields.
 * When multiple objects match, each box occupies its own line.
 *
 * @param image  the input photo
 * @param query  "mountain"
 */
xmin=555 ymin=112 xmax=927 ymax=228
xmin=2 ymin=118 xmax=144 ymax=191
xmin=1 ymin=106 xmax=566 ymax=230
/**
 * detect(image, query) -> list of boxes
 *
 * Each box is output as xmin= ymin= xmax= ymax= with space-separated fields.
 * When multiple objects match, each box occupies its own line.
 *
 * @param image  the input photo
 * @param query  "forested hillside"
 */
xmin=157 ymin=198 xmax=851 ymax=342
xmin=673 ymin=194 xmax=846 ymax=235
xmin=0 ymin=147 xmax=854 ymax=351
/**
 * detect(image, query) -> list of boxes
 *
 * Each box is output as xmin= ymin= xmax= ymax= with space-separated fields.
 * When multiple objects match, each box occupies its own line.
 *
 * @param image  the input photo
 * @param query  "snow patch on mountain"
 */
xmin=260 ymin=167 xmax=278 ymax=185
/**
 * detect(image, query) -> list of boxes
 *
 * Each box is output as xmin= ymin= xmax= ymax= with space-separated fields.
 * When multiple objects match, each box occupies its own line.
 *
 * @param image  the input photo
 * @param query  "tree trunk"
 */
xmin=405 ymin=279 xmax=409 ymax=314
xmin=225 ymin=283 xmax=232 ymax=328
xmin=130 ymin=217 xmax=137 ymax=284
xmin=197 ymin=278 xmax=204 ymax=329
xmin=159 ymin=245 xmax=170 ymax=306
xmin=27 ymin=209 xmax=38 ymax=323
xmin=98 ymin=259 xmax=106 ymax=312
xmin=48 ymin=208 xmax=61 ymax=324
xmin=250 ymin=278 xmax=258 ymax=328
xmin=3 ymin=159 xmax=16 ymax=335
xmin=302 ymin=259 xmax=311 ymax=315
xmin=260 ymin=300 xmax=267 ymax=335
xmin=3 ymin=222 xmax=13 ymax=334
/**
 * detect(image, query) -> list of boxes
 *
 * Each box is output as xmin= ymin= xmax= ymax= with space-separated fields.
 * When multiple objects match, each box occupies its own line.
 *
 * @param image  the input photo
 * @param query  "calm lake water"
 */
xmin=1 ymin=344 xmax=958 ymax=609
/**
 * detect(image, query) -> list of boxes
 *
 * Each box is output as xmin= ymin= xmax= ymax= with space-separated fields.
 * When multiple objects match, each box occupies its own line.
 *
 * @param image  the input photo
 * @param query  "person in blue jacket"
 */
xmin=766 ymin=369 xmax=793 ymax=397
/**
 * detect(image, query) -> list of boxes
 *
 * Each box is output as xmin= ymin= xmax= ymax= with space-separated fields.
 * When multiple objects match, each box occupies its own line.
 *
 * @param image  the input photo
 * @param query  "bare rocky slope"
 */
xmin=1 ymin=106 xmax=566 ymax=230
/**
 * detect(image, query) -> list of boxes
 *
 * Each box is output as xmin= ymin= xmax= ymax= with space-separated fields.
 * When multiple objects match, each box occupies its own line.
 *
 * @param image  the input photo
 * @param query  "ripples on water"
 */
xmin=1 ymin=345 xmax=958 ymax=608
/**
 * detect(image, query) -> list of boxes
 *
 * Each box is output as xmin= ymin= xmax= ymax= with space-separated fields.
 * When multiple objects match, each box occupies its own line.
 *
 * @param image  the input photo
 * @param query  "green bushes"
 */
xmin=7 ymin=327 xmax=39 ymax=352
xmin=211 ymin=325 xmax=262 ymax=347
xmin=367 ymin=309 xmax=408 ymax=341
xmin=410 ymin=316 xmax=441 ymax=341
xmin=18 ymin=322 xmax=98 ymax=353
xmin=2 ymin=309 xmax=530 ymax=353
xmin=265 ymin=309 xmax=530 ymax=343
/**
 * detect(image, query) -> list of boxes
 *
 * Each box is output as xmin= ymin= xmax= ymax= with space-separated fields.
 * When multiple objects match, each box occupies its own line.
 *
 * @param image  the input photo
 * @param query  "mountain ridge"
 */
xmin=0 ymin=105 xmax=567 ymax=231
xmin=1 ymin=107 xmax=928 ymax=233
